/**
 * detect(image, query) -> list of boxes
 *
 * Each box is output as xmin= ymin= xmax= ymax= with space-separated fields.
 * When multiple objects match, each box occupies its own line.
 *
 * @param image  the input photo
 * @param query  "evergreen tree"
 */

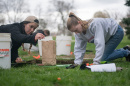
xmin=122 ymin=0 xmax=130 ymax=39
xmin=125 ymin=0 xmax=130 ymax=6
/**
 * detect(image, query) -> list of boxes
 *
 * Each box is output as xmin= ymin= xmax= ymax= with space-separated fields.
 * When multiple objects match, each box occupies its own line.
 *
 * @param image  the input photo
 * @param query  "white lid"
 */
xmin=56 ymin=36 xmax=72 ymax=40
xmin=38 ymin=36 xmax=53 ymax=41
xmin=0 ymin=33 xmax=11 ymax=41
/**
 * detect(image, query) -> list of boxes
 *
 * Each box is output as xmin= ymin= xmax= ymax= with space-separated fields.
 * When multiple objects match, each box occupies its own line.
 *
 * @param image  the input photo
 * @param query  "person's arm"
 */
xmin=31 ymin=30 xmax=45 ymax=45
xmin=11 ymin=31 xmax=36 ymax=44
xmin=11 ymin=47 xmax=19 ymax=63
xmin=11 ymin=48 xmax=23 ymax=63
xmin=92 ymin=22 xmax=105 ymax=64
xmin=74 ymin=34 xmax=87 ymax=65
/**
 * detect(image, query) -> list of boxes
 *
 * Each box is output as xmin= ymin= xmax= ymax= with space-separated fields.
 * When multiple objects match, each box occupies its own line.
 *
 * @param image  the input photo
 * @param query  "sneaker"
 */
xmin=66 ymin=64 xmax=78 ymax=69
xmin=123 ymin=45 xmax=130 ymax=51
xmin=123 ymin=45 xmax=130 ymax=61
xmin=80 ymin=64 xmax=91 ymax=70
xmin=126 ymin=54 xmax=130 ymax=62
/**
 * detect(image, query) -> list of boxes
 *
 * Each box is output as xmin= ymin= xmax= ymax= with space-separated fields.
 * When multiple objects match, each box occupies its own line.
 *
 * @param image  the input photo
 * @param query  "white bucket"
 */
xmin=38 ymin=36 xmax=53 ymax=56
xmin=23 ymin=43 xmax=39 ymax=51
xmin=0 ymin=33 xmax=11 ymax=69
xmin=56 ymin=36 xmax=72 ymax=55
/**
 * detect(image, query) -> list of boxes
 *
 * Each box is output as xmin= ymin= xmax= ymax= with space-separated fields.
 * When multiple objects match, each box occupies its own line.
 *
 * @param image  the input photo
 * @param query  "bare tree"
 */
xmin=109 ymin=11 xmax=123 ymax=21
xmin=0 ymin=14 xmax=5 ymax=25
xmin=38 ymin=18 xmax=48 ymax=30
xmin=34 ymin=3 xmax=43 ymax=19
xmin=34 ymin=4 xmax=48 ymax=30
xmin=0 ymin=0 xmax=29 ymax=23
xmin=93 ymin=11 xmax=110 ymax=18
xmin=50 ymin=0 xmax=74 ymax=36
xmin=103 ymin=9 xmax=124 ymax=21
xmin=93 ymin=10 xmax=123 ymax=22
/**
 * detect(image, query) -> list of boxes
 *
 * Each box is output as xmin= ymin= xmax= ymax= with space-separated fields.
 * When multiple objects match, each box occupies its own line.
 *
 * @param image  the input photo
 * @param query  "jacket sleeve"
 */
xmin=74 ymin=34 xmax=87 ymax=65
xmin=10 ymin=26 xmax=37 ymax=44
xmin=92 ymin=22 xmax=105 ymax=64
xmin=11 ymin=47 xmax=18 ymax=62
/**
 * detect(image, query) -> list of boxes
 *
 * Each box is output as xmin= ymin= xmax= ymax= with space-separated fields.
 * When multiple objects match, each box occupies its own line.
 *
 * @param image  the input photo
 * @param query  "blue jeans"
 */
xmin=101 ymin=25 xmax=129 ymax=61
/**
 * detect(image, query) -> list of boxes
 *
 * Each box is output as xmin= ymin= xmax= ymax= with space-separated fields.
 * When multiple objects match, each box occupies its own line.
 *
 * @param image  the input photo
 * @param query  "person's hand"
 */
xmin=15 ymin=57 xmax=23 ymax=63
xmin=35 ymin=33 xmax=45 ymax=41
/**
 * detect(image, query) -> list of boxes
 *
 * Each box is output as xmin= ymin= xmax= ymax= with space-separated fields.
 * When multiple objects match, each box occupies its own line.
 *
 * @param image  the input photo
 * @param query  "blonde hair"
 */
xmin=67 ymin=12 xmax=93 ymax=30
xmin=67 ymin=16 xmax=78 ymax=30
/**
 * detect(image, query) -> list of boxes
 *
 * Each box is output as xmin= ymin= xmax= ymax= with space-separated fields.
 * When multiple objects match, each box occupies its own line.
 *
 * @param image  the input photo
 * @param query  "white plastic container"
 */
xmin=89 ymin=63 xmax=116 ymax=72
xmin=23 ymin=43 xmax=39 ymax=51
xmin=38 ymin=36 xmax=53 ymax=56
xmin=56 ymin=36 xmax=72 ymax=55
xmin=0 ymin=33 xmax=11 ymax=69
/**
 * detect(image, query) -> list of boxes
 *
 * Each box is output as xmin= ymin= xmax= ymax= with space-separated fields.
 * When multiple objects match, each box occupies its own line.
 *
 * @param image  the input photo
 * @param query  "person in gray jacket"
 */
xmin=66 ymin=12 xmax=130 ymax=68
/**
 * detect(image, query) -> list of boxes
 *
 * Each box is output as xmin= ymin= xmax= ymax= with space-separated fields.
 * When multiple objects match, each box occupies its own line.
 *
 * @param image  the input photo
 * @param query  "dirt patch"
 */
xmin=57 ymin=53 xmax=95 ymax=59
xmin=11 ymin=58 xmax=90 ymax=67
xmin=56 ymin=59 xmax=89 ymax=64
xmin=12 ymin=53 xmax=95 ymax=67
xmin=25 ymin=53 xmax=94 ymax=64
xmin=25 ymin=59 xmax=89 ymax=64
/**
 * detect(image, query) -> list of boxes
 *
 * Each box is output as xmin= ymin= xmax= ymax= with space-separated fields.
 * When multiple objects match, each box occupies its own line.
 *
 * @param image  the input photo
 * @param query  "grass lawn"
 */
xmin=0 ymin=36 xmax=130 ymax=86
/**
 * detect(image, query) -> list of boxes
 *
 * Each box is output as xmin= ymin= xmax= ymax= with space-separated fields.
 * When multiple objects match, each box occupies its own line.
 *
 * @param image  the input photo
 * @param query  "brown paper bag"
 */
xmin=42 ymin=40 xmax=56 ymax=65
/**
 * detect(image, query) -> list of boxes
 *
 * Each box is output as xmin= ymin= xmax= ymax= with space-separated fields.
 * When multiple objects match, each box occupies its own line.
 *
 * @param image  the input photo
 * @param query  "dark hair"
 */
xmin=33 ymin=30 xmax=50 ymax=36
xmin=21 ymin=21 xmax=31 ymax=24
xmin=20 ymin=21 xmax=31 ymax=32
xmin=21 ymin=21 xmax=39 ymax=28
xmin=44 ymin=30 xmax=50 ymax=36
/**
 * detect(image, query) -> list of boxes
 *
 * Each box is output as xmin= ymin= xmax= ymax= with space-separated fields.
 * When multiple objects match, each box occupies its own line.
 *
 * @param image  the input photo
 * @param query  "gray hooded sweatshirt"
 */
xmin=74 ymin=18 xmax=118 ymax=65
